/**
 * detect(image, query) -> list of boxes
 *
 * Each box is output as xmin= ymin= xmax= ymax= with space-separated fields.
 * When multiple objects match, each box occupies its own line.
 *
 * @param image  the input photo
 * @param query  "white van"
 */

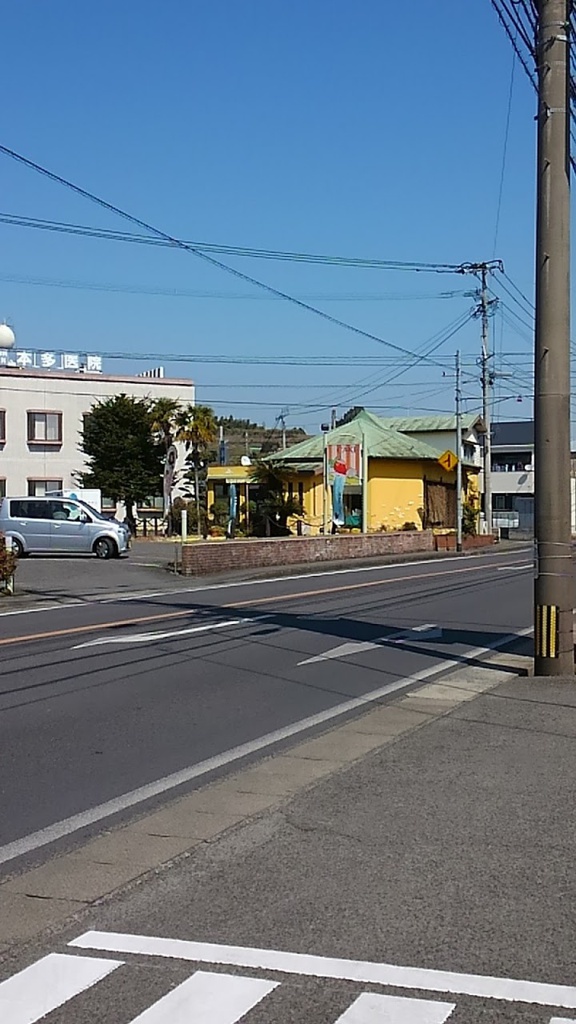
xmin=0 ymin=497 xmax=131 ymax=558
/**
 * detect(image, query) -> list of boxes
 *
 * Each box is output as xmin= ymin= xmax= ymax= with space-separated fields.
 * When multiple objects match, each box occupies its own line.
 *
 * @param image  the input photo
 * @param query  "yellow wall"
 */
xmin=367 ymin=459 xmax=425 ymax=532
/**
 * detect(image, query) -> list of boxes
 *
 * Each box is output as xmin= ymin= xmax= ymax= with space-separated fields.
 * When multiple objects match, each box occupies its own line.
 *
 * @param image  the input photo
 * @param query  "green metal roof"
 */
xmin=379 ymin=413 xmax=483 ymax=433
xmin=268 ymin=409 xmax=445 ymax=464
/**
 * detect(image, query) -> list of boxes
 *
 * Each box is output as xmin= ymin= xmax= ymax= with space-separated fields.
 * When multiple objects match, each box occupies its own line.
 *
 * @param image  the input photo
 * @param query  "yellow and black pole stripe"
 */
xmin=535 ymin=604 xmax=559 ymax=659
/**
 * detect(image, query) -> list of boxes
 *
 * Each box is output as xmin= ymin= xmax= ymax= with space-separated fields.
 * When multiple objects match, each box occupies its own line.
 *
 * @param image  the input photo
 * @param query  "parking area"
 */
xmin=5 ymin=540 xmax=182 ymax=607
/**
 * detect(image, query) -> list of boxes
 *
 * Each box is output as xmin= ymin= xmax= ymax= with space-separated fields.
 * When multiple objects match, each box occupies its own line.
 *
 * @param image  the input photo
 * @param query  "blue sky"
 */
xmin=1 ymin=0 xmax=541 ymax=431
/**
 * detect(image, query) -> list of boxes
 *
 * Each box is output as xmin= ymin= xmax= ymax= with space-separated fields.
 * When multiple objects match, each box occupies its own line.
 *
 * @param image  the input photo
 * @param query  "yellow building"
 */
xmin=208 ymin=410 xmax=480 ymax=535
xmin=267 ymin=410 xmax=479 ymax=533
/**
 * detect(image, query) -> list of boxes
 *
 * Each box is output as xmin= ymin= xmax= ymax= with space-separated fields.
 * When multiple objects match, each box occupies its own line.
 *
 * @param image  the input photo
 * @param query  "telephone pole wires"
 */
xmin=534 ymin=0 xmax=573 ymax=674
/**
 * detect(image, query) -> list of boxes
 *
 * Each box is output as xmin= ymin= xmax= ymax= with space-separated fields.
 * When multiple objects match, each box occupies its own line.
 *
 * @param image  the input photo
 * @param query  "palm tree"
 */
xmin=150 ymin=398 xmax=181 ymax=532
xmin=250 ymin=461 xmax=304 ymax=536
xmin=150 ymin=397 xmax=180 ymax=454
xmin=175 ymin=405 xmax=218 ymax=536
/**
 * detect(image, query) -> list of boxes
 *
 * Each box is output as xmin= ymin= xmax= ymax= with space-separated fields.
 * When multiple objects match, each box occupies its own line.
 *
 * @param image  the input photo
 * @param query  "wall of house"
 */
xmin=367 ymin=459 xmax=424 ymax=531
xmin=0 ymin=367 xmax=195 ymax=500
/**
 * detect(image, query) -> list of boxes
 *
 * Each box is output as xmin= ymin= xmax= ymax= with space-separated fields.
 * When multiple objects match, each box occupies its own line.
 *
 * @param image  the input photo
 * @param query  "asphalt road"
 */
xmin=0 ymin=547 xmax=533 ymax=873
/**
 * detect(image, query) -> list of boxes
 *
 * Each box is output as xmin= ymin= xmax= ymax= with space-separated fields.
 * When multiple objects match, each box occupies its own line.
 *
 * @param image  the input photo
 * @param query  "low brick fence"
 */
xmin=181 ymin=530 xmax=435 ymax=576
xmin=434 ymin=534 xmax=496 ymax=552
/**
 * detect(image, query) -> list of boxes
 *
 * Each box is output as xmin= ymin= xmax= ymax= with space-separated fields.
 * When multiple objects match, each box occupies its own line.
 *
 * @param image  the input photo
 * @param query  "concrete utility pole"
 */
xmin=459 ymin=261 xmax=501 ymax=533
xmin=534 ymin=0 xmax=573 ymax=673
xmin=479 ymin=266 xmax=493 ymax=536
xmin=455 ymin=351 xmax=463 ymax=553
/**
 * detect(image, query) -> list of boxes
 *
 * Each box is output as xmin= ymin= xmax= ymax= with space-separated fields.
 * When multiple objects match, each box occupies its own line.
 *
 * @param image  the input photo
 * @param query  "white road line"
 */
xmin=70 ymin=932 xmax=576 ymax=1009
xmin=72 ymin=619 xmax=245 ymax=649
xmin=298 ymin=625 xmax=441 ymax=666
xmin=0 ymin=548 xmax=532 ymax=618
xmin=334 ymin=992 xmax=455 ymax=1023
xmin=127 ymin=970 xmax=277 ymax=1024
xmin=497 ymin=564 xmax=533 ymax=571
xmin=0 ymin=625 xmax=531 ymax=867
xmin=0 ymin=952 xmax=123 ymax=1024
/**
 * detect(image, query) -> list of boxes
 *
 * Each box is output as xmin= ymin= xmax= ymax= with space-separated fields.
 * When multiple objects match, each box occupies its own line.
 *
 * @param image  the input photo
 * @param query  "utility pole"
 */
xmin=455 ymin=351 xmax=463 ymax=553
xmin=479 ymin=266 xmax=493 ymax=536
xmin=459 ymin=260 xmax=501 ymax=534
xmin=534 ymin=0 xmax=573 ymax=673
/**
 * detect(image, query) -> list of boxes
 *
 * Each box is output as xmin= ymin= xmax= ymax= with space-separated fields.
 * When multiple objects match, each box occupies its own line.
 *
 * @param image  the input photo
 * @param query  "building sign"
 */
xmin=326 ymin=443 xmax=362 ymax=486
xmin=0 ymin=349 xmax=103 ymax=373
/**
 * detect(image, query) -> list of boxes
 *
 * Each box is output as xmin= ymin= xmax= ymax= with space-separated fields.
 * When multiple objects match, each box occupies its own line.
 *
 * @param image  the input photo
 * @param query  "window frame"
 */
xmin=27 ymin=478 xmax=64 ymax=498
xmin=27 ymin=410 xmax=63 ymax=445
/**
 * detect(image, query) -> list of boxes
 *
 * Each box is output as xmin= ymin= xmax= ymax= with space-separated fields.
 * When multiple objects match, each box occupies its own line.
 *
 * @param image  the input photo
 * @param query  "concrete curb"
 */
xmin=0 ymin=645 xmax=530 ymax=956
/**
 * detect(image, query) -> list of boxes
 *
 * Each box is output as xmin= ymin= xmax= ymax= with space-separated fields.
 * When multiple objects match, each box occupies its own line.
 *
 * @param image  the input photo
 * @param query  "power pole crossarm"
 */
xmin=534 ymin=0 xmax=573 ymax=674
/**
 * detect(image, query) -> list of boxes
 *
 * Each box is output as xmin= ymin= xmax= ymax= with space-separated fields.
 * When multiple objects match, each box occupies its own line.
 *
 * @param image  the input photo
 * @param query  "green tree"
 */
xmin=150 ymin=397 xmax=180 ymax=454
xmin=176 ymin=405 xmax=218 ymax=537
xmin=81 ymin=394 xmax=164 ymax=534
xmin=250 ymin=462 xmax=304 ymax=536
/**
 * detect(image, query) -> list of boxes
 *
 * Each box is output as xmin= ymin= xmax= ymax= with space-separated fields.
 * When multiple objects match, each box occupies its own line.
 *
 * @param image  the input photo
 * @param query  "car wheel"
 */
xmin=94 ymin=537 xmax=116 ymax=560
xmin=10 ymin=538 xmax=24 ymax=558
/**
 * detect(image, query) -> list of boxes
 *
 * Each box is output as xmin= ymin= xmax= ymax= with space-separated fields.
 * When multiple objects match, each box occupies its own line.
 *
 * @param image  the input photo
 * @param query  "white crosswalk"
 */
xmin=0 ymin=933 xmax=574 ymax=1023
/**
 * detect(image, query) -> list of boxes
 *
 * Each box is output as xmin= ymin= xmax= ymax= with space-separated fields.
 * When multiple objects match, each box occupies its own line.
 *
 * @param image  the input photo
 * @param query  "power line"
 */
xmin=0 ymin=211 xmax=465 ymax=274
xmin=0 ymin=146 xmax=463 ymax=367
xmin=493 ymin=46 xmax=517 ymax=255
xmin=0 ymin=271 xmax=469 ymax=303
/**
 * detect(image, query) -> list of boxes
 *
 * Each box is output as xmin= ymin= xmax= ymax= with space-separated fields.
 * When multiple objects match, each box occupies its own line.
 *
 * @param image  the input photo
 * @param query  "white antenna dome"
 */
xmin=0 ymin=324 xmax=16 ymax=350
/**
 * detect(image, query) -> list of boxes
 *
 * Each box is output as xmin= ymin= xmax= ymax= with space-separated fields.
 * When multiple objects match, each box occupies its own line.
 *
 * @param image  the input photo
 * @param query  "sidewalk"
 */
xmin=7 ymin=643 xmax=576 ymax=1021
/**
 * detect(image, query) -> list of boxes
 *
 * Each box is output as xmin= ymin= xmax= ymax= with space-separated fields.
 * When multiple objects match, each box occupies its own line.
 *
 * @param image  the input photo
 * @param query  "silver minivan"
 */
xmin=0 ymin=497 xmax=131 ymax=558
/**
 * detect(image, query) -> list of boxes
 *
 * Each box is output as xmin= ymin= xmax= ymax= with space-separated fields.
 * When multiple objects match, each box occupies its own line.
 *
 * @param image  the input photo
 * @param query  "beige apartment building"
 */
xmin=0 ymin=351 xmax=194 ymax=503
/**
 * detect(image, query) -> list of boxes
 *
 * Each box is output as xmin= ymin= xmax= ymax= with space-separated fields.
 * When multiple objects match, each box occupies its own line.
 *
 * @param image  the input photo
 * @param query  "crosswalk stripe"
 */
xmin=334 ymin=992 xmax=455 ymax=1023
xmin=0 ymin=952 xmax=123 ymax=1024
xmin=70 ymin=931 xmax=576 ymax=1008
xmin=127 ymin=970 xmax=277 ymax=1023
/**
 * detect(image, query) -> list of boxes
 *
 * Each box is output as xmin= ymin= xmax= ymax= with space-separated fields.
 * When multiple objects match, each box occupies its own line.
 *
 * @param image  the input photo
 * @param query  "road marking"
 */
xmin=0 ymin=952 xmax=123 ymax=1024
xmin=0 ymin=626 xmax=531 ymax=867
xmin=298 ymin=625 xmax=441 ymax=666
xmin=72 ymin=619 xmax=245 ymax=649
xmin=0 ymin=560 xmax=531 ymax=649
xmin=127 ymin=970 xmax=277 ymax=1023
xmin=498 ymin=564 xmax=532 ymax=571
xmin=70 ymin=931 xmax=576 ymax=1009
xmin=334 ymin=992 xmax=455 ymax=1022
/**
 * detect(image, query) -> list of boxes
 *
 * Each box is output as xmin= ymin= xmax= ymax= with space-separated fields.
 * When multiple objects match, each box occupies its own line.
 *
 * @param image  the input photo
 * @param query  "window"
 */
xmin=28 ymin=479 xmax=63 ymax=497
xmin=0 ymin=479 xmax=5 ymax=499
xmin=494 ymin=494 xmax=514 ymax=512
xmin=0 ymin=410 xmax=5 ymax=442
xmin=27 ymin=411 xmax=62 ymax=444
xmin=10 ymin=499 xmax=51 ymax=519
xmin=50 ymin=500 xmax=85 ymax=522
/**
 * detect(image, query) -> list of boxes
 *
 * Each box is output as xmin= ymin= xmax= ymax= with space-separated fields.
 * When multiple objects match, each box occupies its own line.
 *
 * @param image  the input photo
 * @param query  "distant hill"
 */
xmin=207 ymin=416 xmax=309 ymax=465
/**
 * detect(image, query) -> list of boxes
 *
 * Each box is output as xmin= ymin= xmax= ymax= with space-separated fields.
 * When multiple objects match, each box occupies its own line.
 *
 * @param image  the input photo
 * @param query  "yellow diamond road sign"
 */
xmin=438 ymin=449 xmax=458 ymax=472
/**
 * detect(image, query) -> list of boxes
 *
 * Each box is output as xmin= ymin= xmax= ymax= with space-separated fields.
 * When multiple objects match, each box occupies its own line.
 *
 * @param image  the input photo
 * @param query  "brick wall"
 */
xmin=181 ymin=530 xmax=435 ymax=576
xmin=434 ymin=534 xmax=495 ymax=552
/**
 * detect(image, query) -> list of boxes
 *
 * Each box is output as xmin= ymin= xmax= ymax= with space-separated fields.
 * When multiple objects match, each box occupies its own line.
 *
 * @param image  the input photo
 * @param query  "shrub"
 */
xmin=0 ymin=535 xmax=17 ymax=591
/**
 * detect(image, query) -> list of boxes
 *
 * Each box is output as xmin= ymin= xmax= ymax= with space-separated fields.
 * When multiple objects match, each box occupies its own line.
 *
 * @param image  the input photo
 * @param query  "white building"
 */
xmin=0 ymin=349 xmax=195 ymax=509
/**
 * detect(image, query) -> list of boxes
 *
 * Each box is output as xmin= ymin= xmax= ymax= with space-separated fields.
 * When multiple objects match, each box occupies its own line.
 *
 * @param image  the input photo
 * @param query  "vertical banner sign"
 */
xmin=327 ymin=444 xmax=361 ymax=528
xmin=227 ymin=482 xmax=238 ymax=539
xmin=163 ymin=445 xmax=177 ymax=516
